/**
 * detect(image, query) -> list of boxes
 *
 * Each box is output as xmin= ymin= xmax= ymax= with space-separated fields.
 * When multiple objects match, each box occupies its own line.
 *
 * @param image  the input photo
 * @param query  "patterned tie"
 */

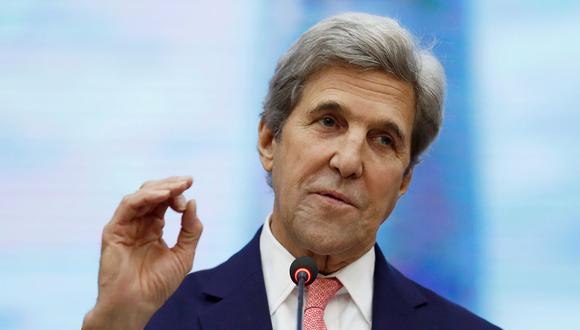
xmin=303 ymin=277 xmax=343 ymax=330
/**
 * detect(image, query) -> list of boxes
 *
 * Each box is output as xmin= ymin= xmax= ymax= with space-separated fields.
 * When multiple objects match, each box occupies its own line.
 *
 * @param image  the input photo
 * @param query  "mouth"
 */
xmin=314 ymin=190 xmax=356 ymax=208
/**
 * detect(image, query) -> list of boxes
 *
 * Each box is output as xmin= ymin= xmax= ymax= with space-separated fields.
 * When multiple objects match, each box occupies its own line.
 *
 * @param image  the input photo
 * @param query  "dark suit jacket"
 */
xmin=146 ymin=228 xmax=500 ymax=329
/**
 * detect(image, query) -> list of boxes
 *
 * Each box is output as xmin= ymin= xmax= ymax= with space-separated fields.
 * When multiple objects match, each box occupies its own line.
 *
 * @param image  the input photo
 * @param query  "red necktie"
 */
xmin=303 ymin=278 xmax=343 ymax=330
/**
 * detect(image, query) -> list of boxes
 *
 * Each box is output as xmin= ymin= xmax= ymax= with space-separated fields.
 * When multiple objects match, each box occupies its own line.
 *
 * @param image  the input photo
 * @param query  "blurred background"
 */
xmin=1 ymin=0 xmax=579 ymax=329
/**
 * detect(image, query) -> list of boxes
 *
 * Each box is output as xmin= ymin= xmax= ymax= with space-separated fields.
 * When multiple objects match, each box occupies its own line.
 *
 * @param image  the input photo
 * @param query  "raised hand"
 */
xmin=82 ymin=176 xmax=202 ymax=330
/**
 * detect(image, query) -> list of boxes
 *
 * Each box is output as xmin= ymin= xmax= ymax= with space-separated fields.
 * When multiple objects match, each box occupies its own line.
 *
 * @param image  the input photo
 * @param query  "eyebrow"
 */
xmin=307 ymin=101 xmax=407 ymax=144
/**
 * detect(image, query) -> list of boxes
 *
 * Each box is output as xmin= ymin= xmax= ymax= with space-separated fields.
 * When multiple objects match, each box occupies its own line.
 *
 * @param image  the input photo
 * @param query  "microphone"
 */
xmin=289 ymin=256 xmax=318 ymax=330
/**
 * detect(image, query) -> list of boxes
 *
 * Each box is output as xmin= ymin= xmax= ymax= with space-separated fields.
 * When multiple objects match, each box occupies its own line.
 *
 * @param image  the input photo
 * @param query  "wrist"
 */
xmin=82 ymin=303 xmax=153 ymax=330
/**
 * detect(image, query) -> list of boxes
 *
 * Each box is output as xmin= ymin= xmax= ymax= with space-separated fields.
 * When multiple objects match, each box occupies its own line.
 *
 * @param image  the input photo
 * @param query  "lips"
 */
xmin=314 ymin=190 xmax=356 ymax=207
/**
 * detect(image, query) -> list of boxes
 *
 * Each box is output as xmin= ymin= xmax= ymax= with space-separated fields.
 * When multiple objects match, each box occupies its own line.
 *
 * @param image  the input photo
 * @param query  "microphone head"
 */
xmin=289 ymin=256 xmax=318 ymax=286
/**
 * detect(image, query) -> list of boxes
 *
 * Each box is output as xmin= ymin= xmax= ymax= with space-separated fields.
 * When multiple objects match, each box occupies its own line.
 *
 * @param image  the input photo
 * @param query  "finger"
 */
xmin=148 ymin=216 xmax=165 ymax=238
xmin=140 ymin=176 xmax=193 ymax=190
xmin=172 ymin=199 xmax=203 ymax=260
xmin=152 ymin=201 xmax=170 ymax=219
xmin=143 ymin=182 xmax=191 ymax=213
xmin=137 ymin=177 xmax=193 ymax=214
xmin=134 ymin=181 xmax=191 ymax=216
xmin=142 ymin=180 xmax=193 ymax=200
xmin=132 ymin=180 xmax=191 ymax=216
xmin=113 ymin=189 xmax=170 ymax=224
xmin=169 ymin=194 xmax=187 ymax=212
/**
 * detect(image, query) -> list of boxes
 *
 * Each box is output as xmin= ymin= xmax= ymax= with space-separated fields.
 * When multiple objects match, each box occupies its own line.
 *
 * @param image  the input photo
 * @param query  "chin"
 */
xmin=294 ymin=223 xmax=355 ymax=256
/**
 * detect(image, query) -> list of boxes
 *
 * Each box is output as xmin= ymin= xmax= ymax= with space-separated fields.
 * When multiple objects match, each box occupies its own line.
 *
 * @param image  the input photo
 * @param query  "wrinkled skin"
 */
xmin=258 ymin=65 xmax=415 ymax=274
xmin=82 ymin=176 xmax=202 ymax=330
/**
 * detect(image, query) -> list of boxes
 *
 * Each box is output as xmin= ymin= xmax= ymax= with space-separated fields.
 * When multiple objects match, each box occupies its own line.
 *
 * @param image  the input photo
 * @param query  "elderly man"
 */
xmin=82 ymin=13 xmax=499 ymax=330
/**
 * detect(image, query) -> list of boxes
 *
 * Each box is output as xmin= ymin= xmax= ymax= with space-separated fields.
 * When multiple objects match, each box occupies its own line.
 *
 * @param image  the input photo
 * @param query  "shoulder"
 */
xmin=392 ymin=266 xmax=501 ymax=330
xmin=417 ymin=284 xmax=500 ymax=329
xmin=373 ymin=247 xmax=501 ymax=330
xmin=145 ymin=230 xmax=264 ymax=330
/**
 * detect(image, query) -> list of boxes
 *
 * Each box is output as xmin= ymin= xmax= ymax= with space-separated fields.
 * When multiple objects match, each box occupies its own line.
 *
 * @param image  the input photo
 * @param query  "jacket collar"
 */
xmin=371 ymin=244 xmax=428 ymax=329
xmin=194 ymin=227 xmax=428 ymax=330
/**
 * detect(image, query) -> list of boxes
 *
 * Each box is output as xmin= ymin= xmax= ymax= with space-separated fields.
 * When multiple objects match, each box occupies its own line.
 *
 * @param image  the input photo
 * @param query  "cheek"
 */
xmin=273 ymin=149 xmax=309 ymax=201
xmin=285 ymin=140 xmax=329 ymax=184
xmin=366 ymin=168 xmax=406 ymax=215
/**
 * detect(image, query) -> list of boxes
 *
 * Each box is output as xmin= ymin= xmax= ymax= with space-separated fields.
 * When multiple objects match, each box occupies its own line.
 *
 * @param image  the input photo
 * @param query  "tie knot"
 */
xmin=305 ymin=277 xmax=343 ymax=309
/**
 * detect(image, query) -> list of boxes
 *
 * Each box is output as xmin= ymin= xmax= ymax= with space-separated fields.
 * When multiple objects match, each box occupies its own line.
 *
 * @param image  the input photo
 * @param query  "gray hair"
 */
xmin=261 ymin=12 xmax=446 ymax=173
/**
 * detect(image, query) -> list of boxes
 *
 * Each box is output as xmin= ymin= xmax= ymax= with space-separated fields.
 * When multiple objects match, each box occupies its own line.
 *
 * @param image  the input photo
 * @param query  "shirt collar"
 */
xmin=259 ymin=214 xmax=375 ymax=324
xmin=327 ymin=244 xmax=375 ymax=324
xmin=259 ymin=214 xmax=297 ymax=315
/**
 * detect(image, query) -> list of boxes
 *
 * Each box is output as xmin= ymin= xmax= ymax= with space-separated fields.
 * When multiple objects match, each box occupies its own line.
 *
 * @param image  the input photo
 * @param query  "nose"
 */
xmin=329 ymin=132 xmax=364 ymax=179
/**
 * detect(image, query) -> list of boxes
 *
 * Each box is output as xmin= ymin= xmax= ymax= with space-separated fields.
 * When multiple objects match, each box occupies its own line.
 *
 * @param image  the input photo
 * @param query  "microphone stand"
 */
xmin=290 ymin=256 xmax=317 ymax=330
xmin=296 ymin=271 xmax=307 ymax=330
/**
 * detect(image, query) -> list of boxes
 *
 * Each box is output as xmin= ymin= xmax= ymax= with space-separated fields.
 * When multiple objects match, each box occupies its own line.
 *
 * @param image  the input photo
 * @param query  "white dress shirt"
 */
xmin=259 ymin=215 xmax=375 ymax=330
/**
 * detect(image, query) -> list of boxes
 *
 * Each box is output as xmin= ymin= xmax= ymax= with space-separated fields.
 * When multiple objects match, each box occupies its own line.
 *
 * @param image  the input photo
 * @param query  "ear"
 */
xmin=258 ymin=119 xmax=276 ymax=172
xmin=398 ymin=167 xmax=413 ymax=197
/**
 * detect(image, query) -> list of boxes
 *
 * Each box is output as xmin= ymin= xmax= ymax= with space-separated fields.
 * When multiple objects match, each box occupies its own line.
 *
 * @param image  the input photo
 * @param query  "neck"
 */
xmin=269 ymin=213 xmax=372 ymax=275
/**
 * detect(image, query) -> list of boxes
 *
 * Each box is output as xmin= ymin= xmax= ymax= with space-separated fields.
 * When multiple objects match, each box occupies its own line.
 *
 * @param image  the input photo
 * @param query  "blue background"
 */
xmin=1 ymin=1 xmax=579 ymax=329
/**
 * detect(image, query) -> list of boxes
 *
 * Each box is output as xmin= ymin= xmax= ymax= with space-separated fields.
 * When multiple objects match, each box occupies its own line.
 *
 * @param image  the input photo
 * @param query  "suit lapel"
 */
xmin=371 ymin=245 xmax=427 ymax=330
xmin=197 ymin=228 xmax=273 ymax=330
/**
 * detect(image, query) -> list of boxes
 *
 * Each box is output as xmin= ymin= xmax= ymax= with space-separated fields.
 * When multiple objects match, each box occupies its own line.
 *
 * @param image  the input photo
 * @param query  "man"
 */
xmin=82 ymin=13 xmax=500 ymax=329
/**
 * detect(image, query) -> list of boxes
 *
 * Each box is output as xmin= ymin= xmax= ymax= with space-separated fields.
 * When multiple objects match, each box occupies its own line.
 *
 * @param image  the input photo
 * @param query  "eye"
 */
xmin=376 ymin=135 xmax=393 ymax=146
xmin=319 ymin=116 xmax=336 ymax=128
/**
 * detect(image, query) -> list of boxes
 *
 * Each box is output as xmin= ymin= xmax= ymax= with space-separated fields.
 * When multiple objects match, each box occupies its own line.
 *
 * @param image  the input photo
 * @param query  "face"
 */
xmin=258 ymin=65 xmax=416 ymax=268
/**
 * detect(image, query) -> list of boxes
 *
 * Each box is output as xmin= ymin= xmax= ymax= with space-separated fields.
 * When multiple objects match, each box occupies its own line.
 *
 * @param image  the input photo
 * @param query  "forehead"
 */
xmin=296 ymin=65 xmax=416 ymax=136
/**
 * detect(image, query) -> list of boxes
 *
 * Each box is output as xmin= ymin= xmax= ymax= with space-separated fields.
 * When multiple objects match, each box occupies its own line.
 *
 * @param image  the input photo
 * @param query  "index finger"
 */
xmin=112 ymin=189 xmax=171 ymax=224
xmin=140 ymin=176 xmax=193 ymax=190
xmin=111 ymin=177 xmax=194 ymax=224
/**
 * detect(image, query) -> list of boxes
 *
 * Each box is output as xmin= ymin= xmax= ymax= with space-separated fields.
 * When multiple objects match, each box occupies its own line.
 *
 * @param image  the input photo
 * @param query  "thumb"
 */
xmin=172 ymin=199 xmax=203 ymax=262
